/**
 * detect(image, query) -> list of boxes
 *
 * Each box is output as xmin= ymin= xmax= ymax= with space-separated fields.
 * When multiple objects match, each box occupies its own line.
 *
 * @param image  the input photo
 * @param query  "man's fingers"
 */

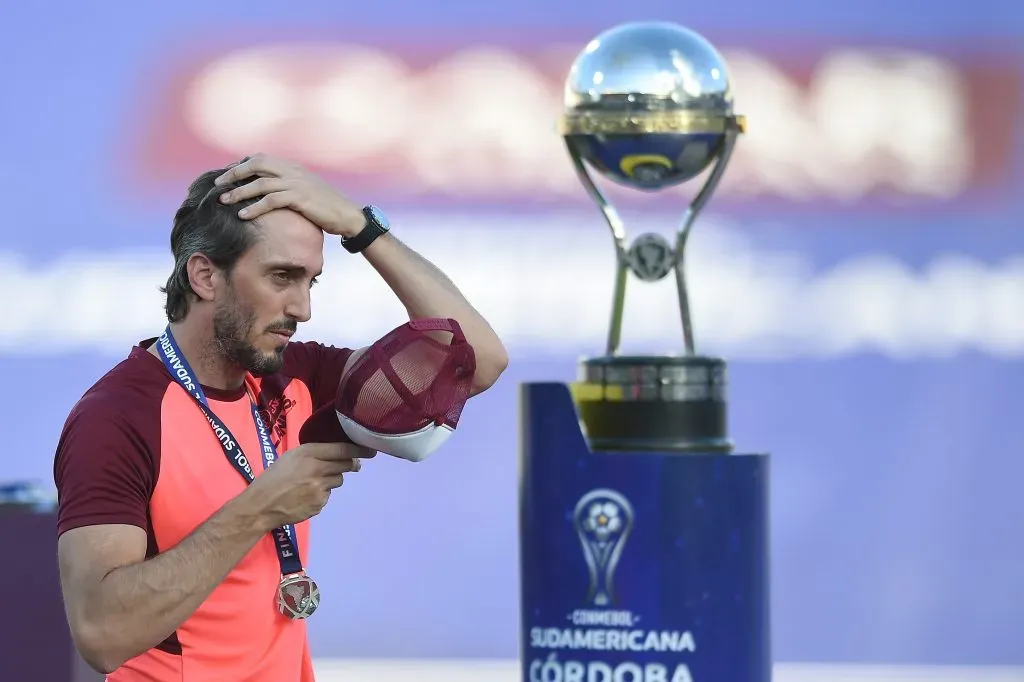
xmin=219 ymin=177 xmax=289 ymax=204
xmin=303 ymin=442 xmax=377 ymax=466
xmin=213 ymin=153 xmax=291 ymax=186
xmin=213 ymin=157 xmax=262 ymax=186
xmin=237 ymin=191 xmax=297 ymax=220
xmin=343 ymin=444 xmax=377 ymax=460
xmin=306 ymin=442 xmax=357 ymax=460
xmin=320 ymin=458 xmax=362 ymax=476
xmin=319 ymin=473 xmax=346 ymax=491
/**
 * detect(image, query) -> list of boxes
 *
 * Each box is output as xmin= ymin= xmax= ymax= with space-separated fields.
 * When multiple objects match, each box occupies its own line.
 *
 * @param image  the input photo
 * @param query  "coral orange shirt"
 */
xmin=54 ymin=338 xmax=353 ymax=681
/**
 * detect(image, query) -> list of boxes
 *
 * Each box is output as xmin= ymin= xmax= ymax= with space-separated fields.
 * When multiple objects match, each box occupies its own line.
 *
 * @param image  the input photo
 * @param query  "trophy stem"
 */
xmin=673 ymin=129 xmax=741 ymax=356
xmin=565 ymin=138 xmax=629 ymax=357
xmin=674 ymin=211 xmax=698 ymax=356
xmin=607 ymin=260 xmax=629 ymax=357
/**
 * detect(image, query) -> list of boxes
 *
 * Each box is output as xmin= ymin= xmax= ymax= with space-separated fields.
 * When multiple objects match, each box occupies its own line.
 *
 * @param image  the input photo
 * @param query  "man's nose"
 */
xmin=285 ymin=287 xmax=312 ymax=323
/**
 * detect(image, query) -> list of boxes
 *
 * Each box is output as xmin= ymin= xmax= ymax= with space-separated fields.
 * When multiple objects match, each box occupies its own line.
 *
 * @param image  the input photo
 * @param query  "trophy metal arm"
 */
xmin=565 ymin=122 xmax=743 ymax=359
xmin=673 ymin=124 xmax=743 ymax=356
xmin=565 ymin=138 xmax=630 ymax=358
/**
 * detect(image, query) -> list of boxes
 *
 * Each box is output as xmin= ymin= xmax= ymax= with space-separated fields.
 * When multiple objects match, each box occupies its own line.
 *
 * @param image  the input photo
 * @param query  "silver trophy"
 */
xmin=561 ymin=22 xmax=746 ymax=452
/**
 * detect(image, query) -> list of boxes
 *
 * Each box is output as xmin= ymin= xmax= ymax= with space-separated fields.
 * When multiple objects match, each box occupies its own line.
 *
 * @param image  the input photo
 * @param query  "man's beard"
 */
xmin=212 ymin=298 xmax=293 ymax=377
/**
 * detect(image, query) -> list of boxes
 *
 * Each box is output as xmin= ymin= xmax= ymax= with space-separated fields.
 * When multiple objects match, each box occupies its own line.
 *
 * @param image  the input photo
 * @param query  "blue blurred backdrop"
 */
xmin=2 ymin=0 xmax=1022 ymax=671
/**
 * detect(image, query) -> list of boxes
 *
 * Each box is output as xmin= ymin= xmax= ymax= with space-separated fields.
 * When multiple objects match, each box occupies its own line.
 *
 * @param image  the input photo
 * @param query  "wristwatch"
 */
xmin=341 ymin=205 xmax=391 ymax=254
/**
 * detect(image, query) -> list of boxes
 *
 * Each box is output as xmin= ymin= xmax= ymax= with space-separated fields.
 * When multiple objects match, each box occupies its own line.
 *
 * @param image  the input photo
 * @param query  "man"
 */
xmin=53 ymin=154 xmax=509 ymax=680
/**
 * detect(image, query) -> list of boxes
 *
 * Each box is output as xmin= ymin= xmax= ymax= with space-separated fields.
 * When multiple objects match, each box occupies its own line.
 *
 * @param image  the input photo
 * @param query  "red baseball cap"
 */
xmin=298 ymin=318 xmax=476 ymax=461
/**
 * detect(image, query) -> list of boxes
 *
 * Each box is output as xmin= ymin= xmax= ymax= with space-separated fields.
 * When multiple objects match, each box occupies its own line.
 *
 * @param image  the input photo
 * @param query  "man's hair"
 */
xmin=160 ymin=162 xmax=264 ymax=323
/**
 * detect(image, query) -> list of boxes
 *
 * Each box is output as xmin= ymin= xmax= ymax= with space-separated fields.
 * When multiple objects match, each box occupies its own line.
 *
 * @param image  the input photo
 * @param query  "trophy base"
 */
xmin=570 ymin=355 xmax=733 ymax=453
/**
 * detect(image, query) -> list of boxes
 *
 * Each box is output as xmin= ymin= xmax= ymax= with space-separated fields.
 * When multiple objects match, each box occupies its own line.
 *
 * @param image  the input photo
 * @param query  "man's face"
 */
xmin=212 ymin=209 xmax=325 ymax=375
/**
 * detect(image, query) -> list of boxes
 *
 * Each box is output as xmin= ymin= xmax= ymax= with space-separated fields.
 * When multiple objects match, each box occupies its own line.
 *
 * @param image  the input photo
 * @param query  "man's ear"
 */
xmin=186 ymin=253 xmax=220 ymax=303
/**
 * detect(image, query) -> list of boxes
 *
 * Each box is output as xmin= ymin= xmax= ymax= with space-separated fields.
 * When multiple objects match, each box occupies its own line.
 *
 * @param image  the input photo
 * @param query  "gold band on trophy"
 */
xmin=559 ymin=111 xmax=747 ymax=136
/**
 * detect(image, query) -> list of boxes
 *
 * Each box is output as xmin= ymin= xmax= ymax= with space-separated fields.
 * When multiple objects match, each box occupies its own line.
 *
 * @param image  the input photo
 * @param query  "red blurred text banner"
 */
xmin=128 ymin=38 xmax=1021 ymax=212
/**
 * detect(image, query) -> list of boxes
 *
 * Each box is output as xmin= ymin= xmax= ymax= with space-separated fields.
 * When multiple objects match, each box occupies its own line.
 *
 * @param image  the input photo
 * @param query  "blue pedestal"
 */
xmin=518 ymin=382 xmax=771 ymax=682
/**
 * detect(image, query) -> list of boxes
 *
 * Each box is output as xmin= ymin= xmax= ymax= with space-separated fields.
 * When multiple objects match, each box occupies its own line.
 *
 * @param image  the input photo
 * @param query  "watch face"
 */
xmin=367 ymin=205 xmax=390 ymax=230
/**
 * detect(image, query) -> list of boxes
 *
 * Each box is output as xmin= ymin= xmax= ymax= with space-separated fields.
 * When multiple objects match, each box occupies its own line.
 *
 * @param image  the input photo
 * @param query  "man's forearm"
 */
xmin=362 ymin=232 xmax=508 ymax=392
xmin=82 ymin=489 xmax=268 ymax=671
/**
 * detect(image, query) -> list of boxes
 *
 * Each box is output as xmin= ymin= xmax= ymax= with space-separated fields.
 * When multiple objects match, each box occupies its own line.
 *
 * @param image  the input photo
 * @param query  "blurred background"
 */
xmin=1 ymin=1 xmax=1022 ymax=680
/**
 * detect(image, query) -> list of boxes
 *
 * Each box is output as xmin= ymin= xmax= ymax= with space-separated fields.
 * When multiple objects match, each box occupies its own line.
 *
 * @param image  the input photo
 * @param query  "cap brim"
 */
xmin=298 ymin=403 xmax=353 ymax=445
xmin=338 ymin=414 xmax=455 ymax=462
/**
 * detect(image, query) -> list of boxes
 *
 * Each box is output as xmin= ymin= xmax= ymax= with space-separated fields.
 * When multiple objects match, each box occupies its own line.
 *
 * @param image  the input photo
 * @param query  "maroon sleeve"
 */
xmin=53 ymin=385 xmax=161 ymax=537
xmin=283 ymin=341 xmax=355 ymax=409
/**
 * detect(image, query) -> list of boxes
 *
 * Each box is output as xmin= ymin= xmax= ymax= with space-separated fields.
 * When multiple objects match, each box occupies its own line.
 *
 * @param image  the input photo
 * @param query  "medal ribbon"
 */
xmin=155 ymin=326 xmax=303 ymax=578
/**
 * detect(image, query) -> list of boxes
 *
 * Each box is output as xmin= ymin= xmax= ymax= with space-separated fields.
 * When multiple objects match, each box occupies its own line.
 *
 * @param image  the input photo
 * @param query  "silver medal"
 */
xmin=277 ymin=572 xmax=320 ymax=620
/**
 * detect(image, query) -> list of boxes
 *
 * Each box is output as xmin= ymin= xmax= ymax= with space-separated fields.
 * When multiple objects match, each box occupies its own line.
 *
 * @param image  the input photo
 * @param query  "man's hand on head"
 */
xmin=214 ymin=154 xmax=367 ymax=239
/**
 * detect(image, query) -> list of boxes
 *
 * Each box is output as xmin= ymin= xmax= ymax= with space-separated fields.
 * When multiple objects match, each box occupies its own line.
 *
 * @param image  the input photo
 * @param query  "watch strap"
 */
xmin=341 ymin=206 xmax=389 ymax=254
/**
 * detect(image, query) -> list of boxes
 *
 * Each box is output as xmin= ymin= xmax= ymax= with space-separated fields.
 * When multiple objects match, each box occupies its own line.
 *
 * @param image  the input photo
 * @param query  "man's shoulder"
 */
xmin=67 ymin=341 xmax=173 ymax=424
xmin=54 ymin=342 xmax=169 ymax=536
xmin=55 ymin=342 xmax=168 ymax=484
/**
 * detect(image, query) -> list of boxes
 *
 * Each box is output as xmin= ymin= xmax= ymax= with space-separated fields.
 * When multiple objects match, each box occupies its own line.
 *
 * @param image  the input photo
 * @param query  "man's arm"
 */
xmin=213 ymin=154 xmax=509 ymax=395
xmin=359 ymin=232 xmax=508 ymax=395
xmin=58 ymin=490 xmax=267 ymax=673
xmin=53 ymin=379 xmax=365 ymax=674
xmin=58 ymin=441 xmax=363 ymax=674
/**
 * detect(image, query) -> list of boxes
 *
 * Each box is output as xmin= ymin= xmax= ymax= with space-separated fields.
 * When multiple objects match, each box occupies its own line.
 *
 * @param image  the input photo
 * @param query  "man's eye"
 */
xmin=309 ymin=277 xmax=319 ymax=288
